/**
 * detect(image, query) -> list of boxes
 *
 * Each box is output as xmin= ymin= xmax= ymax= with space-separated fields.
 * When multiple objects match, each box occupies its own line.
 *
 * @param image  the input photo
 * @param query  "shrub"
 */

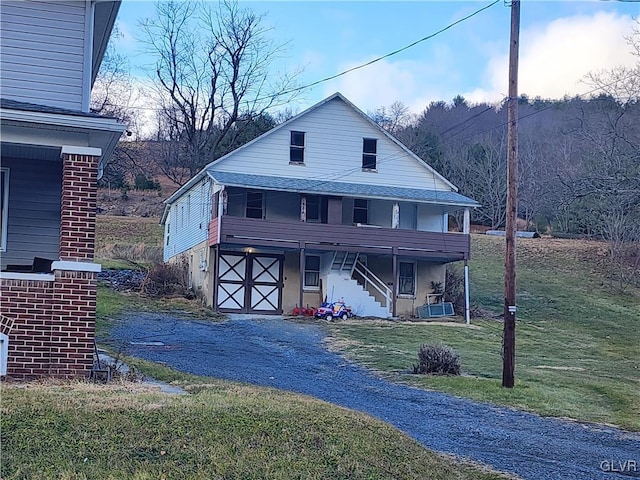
xmin=134 ymin=173 xmax=161 ymax=191
xmin=444 ymin=265 xmax=465 ymax=316
xmin=141 ymin=258 xmax=192 ymax=298
xmin=412 ymin=343 xmax=461 ymax=375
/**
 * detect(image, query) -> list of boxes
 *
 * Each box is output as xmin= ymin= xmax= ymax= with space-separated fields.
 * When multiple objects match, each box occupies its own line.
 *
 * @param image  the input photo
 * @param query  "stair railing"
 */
xmin=353 ymin=260 xmax=391 ymax=309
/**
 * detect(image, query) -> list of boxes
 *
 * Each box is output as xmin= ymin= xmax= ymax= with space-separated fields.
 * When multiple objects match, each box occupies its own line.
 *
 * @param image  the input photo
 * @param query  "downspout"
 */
xmin=217 ymin=186 xmax=225 ymax=245
xmin=82 ymin=1 xmax=95 ymax=113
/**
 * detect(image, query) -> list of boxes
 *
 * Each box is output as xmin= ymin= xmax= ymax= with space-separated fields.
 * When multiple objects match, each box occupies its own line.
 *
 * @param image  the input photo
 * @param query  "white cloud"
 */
xmin=321 ymin=57 xmax=455 ymax=115
xmin=465 ymin=12 xmax=638 ymax=103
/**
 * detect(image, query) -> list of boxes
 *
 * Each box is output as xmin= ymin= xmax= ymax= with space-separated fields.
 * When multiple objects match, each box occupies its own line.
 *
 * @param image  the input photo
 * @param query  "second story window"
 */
xmin=362 ymin=138 xmax=377 ymax=170
xmin=290 ymin=131 xmax=305 ymax=164
xmin=353 ymin=198 xmax=368 ymax=224
xmin=246 ymin=191 xmax=264 ymax=219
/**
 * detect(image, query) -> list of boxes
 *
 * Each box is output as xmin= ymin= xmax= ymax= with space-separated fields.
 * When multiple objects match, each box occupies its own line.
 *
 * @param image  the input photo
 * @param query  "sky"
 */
xmin=114 ymin=0 xmax=640 ymax=130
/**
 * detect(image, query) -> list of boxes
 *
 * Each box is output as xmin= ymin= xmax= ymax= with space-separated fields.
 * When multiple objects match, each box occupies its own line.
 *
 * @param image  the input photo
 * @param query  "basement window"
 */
xmin=398 ymin=262 xmax=416 ymax=296
xmin=304 ymin=255 xmax=320 ymax=289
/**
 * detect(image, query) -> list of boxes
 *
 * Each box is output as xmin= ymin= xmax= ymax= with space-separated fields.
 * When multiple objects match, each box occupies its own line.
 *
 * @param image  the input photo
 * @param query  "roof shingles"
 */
xmin=207 ymin=170 xmax=479 ymax=208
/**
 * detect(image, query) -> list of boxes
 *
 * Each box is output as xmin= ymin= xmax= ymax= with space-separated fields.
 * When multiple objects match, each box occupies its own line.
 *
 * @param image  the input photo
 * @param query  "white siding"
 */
xmin=0 ymin=157 xmax=62 ymax=269
xmin=0 ymin=1 xmax=87 ymax=111
xmin=211 ymin=97 xmax=451 ymax=191
xmin=417 ymin=204 xmax=446 ymax=232
xmin=164 ymin=179 xmax=211 ymax=261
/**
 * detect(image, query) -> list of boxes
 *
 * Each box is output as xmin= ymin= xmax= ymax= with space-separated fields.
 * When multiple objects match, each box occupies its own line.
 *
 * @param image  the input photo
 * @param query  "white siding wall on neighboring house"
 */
xmin=417 ymin=204 xmax=446 ymax=232
xmin=0 ymin=0 xmax=88 ymax=111
xmin=164 ymin=179 xmax=211 ymax=261
xmin=0 ymin=157 xmax=62 ymax=269
xmin=210 ymin=98 xmax=452 ymax=191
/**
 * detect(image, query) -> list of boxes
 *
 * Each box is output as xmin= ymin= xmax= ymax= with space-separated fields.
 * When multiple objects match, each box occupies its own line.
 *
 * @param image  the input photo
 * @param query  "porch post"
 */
xmin=392 ymin=247 xmax=398 ymax=317
xmin=463 ymin=207 xmax=471 ymax=324
xmin=463 ymin=208 xmax=470 ymax=234
xmin=300 ymin=196 xmax=307 ymax=223
xmin=299 ymin=243 xmax=305 ymax=316
xmin=464 ymin=260 xmax=470 ymax=324
xmin=60 ymin=146 xmax=101 ymax=261
xmin=392 ymin=202 xmax=400 ymax=229
xmin=221 ymin=188 xmax=228 ymax=216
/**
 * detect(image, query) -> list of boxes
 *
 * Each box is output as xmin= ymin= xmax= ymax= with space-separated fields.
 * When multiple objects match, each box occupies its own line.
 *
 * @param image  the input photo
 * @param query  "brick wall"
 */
xmin=1 ymin=279 xmax=55 ymax=377
xmin=0 ymin=151 xmax=100 ymax=379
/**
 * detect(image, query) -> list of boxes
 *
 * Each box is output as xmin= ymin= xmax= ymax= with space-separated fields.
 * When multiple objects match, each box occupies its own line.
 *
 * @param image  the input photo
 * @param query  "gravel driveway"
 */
xmin=106 ymin=313 xmax=640 ymax=480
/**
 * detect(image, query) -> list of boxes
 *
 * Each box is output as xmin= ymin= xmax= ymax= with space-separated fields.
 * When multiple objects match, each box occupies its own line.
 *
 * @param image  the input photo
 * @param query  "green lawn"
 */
xmin=326 ymin=235 xmax=640 ymax=431
xmin=1 ymin=368 xmax=511 ymax=480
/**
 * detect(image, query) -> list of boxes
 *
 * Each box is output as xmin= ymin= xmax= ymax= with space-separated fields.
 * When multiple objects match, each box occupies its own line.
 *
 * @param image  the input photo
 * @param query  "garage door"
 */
xmin=217 ymin=252 xmax=284 ymax=314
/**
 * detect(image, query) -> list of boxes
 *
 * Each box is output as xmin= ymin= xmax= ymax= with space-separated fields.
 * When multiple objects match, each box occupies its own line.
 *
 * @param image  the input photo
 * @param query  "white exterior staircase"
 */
xmin=326 ymin=252 xmax=391 ymax=318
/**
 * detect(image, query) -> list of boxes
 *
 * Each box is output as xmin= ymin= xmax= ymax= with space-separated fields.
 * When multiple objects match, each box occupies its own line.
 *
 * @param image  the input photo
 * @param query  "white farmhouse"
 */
xmin=162 ymin=93 xmax=478 ymax=318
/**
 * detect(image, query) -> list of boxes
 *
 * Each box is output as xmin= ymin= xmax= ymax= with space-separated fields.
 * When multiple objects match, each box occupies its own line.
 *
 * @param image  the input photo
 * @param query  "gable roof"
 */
xmin=164 ymin=92 xmax=465 ymax=208
xmin=207 ymin=92 xmax=458 ymax=190
xmin=92 ymin=1 xmax=122 ymax=86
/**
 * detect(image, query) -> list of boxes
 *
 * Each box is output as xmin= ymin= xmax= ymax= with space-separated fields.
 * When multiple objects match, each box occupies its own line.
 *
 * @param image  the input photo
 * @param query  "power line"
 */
xmin=273 ymin=0 xmax=501 ymax=99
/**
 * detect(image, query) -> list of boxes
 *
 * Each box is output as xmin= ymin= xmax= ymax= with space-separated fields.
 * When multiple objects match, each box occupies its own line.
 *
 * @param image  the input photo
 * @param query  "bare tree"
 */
xmin=370 ymin=101 xmax=414 ymax=136
xmin=91 ymin=26 xmax=147 ymax=188
xmin=575 ymin=20 xmax=639 ymax=289
xmin=91 ymin=26 xmax=138 ymax=128
xmin=140 ymin=0 xmax=300 ymax=184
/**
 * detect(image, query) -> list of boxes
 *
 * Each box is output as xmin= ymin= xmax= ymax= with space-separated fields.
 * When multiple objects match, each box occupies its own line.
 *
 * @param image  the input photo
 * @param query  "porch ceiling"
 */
xmin=0 ymin=142 xmax=60 ymax=161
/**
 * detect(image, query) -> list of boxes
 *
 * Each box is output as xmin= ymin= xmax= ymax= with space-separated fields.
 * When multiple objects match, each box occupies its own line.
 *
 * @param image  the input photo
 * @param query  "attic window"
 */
xmin=290 ymin=131 xmax=305 ymax=164
xmin=362 ymin=138 xmax=377 ymax=170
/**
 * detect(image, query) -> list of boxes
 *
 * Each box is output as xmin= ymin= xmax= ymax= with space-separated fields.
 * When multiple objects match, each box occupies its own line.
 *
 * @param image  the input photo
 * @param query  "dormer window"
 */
xmin=362 ymin=138 xmax=377 ymax=170
xmin=290 ymin=131 xmax=305 ymax=164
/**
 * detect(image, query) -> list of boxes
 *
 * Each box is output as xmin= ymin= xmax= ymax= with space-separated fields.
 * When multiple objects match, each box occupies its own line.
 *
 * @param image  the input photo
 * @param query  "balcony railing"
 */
xmin=210 ymin=216 xmax=470 ymax=261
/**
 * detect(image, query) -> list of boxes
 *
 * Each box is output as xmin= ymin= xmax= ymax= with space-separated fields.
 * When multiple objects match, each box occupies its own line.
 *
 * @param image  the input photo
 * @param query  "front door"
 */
xmin=217 ymin=251 xmax=284 ymax=314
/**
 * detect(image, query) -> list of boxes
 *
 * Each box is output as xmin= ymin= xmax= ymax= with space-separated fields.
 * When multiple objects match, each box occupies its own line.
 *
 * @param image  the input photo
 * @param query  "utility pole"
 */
xmin=503 ymin=0 xmax=520 ymax=388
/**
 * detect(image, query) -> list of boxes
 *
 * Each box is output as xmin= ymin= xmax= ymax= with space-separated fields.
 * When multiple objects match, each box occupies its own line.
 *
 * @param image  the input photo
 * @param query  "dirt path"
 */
xmin=106 ymin=313 xmax=640 ymax=480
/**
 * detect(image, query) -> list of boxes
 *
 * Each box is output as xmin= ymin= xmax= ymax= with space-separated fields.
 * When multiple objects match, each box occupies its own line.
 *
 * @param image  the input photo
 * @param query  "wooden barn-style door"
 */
xmin=216 ymin=251 xmax=284 ymax=314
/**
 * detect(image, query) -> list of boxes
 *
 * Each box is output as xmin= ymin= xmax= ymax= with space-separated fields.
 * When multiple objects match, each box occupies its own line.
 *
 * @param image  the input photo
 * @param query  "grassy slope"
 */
xmin=96 ymin=215 xmax=164 ymax=269
xmin=2 ymin=374 xmax=510 ymax=480
xmin=326 ymin=235 xmax=640 ymax=430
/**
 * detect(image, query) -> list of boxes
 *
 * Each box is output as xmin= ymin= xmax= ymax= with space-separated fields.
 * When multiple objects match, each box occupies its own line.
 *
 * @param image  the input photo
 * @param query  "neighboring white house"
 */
xmin=161 ymin=92 xmax=478 ymax=318
xmin=0 ymin=0 xmax=125 ymax=378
